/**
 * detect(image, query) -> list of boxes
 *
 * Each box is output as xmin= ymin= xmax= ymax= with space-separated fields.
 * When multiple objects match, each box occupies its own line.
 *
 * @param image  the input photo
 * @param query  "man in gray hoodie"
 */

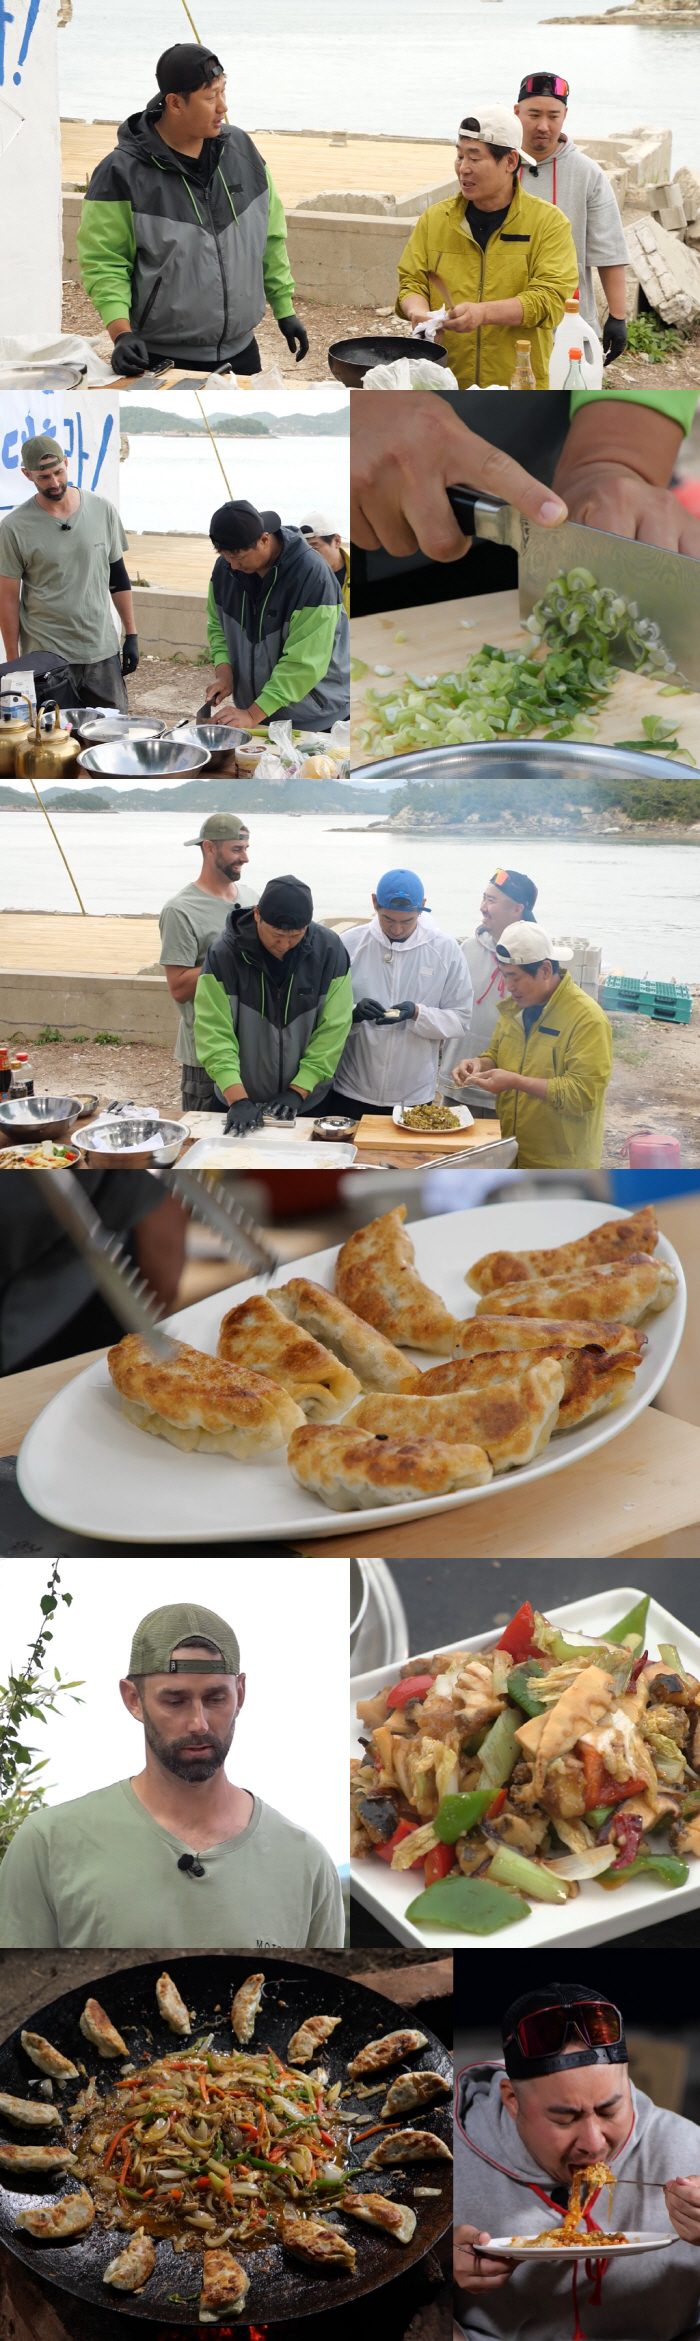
xmin=455 ymin=1980 xmax=700 ymax=2340
xmin=515 ymin=72 xmax=629 ymax=359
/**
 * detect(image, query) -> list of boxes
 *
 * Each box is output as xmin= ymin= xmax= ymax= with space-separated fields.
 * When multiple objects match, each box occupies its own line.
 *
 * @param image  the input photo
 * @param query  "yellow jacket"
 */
xmin=482 ymin=971 xmax=613 ymax=1168
xmin=340 ymin=542 xmax=351 ymax=619
xmin=396 ymin=180 xmax=578 ymax=389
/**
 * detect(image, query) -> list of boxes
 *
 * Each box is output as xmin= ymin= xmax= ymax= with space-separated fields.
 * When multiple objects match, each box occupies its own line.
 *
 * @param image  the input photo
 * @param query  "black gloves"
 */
xmin=352 ymin=997 xmax=388 ymax=1025
xmin=224 ymin=1097 xmax=265 ymax=1135
xmin=121 ymin=633 xmax=139 ymax=677
xmin=278 ymin=313 xmax=309 ymax=363
xmin=266 ymin=1089 xmax=301 ymax=1120
xmin=603 ymin=315 xmax=627 ymax=365
xmin=110 ymin=332 xmax=150 ymax=377
xmin=385 ymin=1000 xmax=417 ymax=1022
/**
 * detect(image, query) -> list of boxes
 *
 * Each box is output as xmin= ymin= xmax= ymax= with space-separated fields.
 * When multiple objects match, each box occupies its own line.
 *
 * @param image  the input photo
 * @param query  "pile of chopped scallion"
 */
xmin=352 ymin=567 xmax=683 ymax=761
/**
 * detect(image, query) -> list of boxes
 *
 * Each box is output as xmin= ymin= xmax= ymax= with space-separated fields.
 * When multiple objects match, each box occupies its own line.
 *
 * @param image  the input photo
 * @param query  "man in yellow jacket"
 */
xmin=451 ymin=920 xmax=613 ymax=1167
xmin=397 ymin=103 xmax=578 ymax=388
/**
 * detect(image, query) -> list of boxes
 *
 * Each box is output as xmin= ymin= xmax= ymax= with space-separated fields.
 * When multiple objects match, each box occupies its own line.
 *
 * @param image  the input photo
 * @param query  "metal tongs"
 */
xmin=37 ymin=1168 xmax=281 ymax=1353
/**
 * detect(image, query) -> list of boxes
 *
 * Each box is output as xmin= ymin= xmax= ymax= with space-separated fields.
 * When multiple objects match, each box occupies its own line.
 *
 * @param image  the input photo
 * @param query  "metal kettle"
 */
xmin=0 ymin=692 xmax=33 ymax=778
xmin=14 ymin=703 xmax=81 ymax=780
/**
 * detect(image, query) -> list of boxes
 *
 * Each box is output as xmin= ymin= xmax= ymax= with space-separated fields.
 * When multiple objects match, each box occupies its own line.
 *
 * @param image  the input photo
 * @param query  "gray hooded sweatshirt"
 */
xmin=519 ymin=138 xmax=629 ymax=330
xmin=455 ymin=2061 xmax=700 ymax=2341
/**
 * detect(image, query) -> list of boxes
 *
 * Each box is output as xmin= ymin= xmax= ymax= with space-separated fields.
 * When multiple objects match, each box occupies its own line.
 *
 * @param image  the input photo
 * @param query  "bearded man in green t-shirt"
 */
xmin=0 ymin=435 xmax=138 ymax=712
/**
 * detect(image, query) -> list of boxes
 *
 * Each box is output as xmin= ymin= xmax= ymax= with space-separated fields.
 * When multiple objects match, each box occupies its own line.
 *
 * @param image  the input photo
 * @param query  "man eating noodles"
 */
xmin=0 ymin=1603 xmax=344 ymax=1950
xmin=454 ymin=1981 xmax=700 ymax=2340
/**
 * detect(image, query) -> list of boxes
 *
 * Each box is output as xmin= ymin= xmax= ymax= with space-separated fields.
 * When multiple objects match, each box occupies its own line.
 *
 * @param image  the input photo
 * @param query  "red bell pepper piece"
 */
xmin=375 ymin=1819 xmax=423 ymax=1864
xmin=578 ymin=1742 xmax=649 ymax=1811
xmin=495 ymin=1601 xmax=545 ymax=1664
xmin=424 ymin=1843 xmax=456 ymax=1888
xmin=386 ymin=1673 xmax=436 ymax=1711
xmin=486 ymin=1787 xmax=508 ymax=1819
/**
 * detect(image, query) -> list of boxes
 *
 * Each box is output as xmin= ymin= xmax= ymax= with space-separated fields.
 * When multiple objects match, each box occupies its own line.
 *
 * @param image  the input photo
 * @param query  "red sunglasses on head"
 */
xmin=521 ymin=74 xmax=569 ymax=101
xmin=513 ymin=2001 xmax=622 ymax=2060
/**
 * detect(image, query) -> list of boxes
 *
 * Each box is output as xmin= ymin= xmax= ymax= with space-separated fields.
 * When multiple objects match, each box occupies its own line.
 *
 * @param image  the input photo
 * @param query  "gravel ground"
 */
xmin=62 ymin=281 xmax=402 ymax=384
xmin=26 ymin=1016 xmax=700 ymax=1161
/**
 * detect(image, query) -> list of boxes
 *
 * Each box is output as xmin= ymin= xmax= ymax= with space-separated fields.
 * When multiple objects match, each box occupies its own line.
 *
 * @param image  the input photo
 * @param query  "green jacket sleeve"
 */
xmin=257 ymin=605 xmax=340 ymax=715
xmin=571 ymin=388 xmax=697 ymax=434
xmin=0 ymin=1816 xmax=58 ymax=1948
xmin=295 ymin=967 xmax=354 ymax=1092
xmin=517 ymin=207 xmax=579 ymax=333
xmin=546 ymin=1009 xmax=613 ymax=1120
xmin=262 ymin=165 xmax=296 ymax=319
xmin=206 ymin=578 xmax=230 ymax=669
xmin=76 ymin=195 xmax=137 ymax=326
xmin=193 ymin=970 xmax=241 ymax=1093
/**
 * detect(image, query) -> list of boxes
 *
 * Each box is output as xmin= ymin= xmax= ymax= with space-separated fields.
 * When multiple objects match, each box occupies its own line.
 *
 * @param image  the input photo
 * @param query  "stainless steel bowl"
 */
xmin=78 ymin=716 xmax=167 ymax=745
xmin=0 ymin=1095 xmax=83 ymax=1144
xmin=74 ymin=1114 xmax=188 ymax=1167
xmin=170 ymin=723 xmax=252 ymax=755
xmin=350 ymin=738 xmax=700 ymax=789
xmin=77 ymin=740 xmax=210 ymax=778
xmin=350 ymin=1559 xmax=409 ymax=1671
xmin=61 ymin=706 xmax=122 ymax=740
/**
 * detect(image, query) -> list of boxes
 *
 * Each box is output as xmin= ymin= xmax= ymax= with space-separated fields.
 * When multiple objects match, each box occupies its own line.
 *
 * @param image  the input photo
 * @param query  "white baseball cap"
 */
xmin=495 ymin=920 xmax=573 ymax=967
xmin=300 ymin=511 xmax=338 ymax=538
xmin=458 ymin=108 xmax=537 ymax=165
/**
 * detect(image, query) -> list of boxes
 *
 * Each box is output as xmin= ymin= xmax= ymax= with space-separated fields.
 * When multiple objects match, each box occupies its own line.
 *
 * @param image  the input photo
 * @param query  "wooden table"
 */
xmin=350 ymin=587 xmax=700 ymax=766
xmin=3 ymin=1350 xmax=699 ymax=1559
xmin=174 ymin=1112 xmax=517 ymax=1171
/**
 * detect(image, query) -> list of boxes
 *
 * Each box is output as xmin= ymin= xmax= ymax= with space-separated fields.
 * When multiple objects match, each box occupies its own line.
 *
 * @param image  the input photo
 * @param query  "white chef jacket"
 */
xmin=333 ymin=912 xmax=474 ymax=1108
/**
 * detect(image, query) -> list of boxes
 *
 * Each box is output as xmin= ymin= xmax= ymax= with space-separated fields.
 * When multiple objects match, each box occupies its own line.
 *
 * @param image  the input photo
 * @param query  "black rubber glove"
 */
xmin=121 ymin=633 xmax=139 ymax=677
xmin=278 ymin=313 xmax=310 ymax=363
xmin=110 ymin=332 xmax=151 ymax=377
xmin=266 ymin=1089 xmax=301 ymax=1120
xmin=603 ymin=315 xmax=627 ymax=365
xmin=224 ymin=1097 xmax=265 ymax=1135
xmin=379 ymin=999 xmax=416 ymax=1023
xmin=352 ymin=997 xmax=388 ymax=1024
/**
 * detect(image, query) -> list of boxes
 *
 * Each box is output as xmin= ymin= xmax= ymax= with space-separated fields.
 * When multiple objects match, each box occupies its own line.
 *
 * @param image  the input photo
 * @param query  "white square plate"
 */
xmin=16 ymin=1201 xmax=685 ymax=1544
xmin=350 ymin=1586 xmax=700 ymax=1949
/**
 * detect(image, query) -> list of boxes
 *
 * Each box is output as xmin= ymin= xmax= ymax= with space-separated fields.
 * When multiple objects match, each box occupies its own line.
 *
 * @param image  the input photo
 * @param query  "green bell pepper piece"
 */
xmin=599 ymin=1852 xmax=689 ymax=1892
xmin=607 ymin=1596 xmax=650 ymax=1649
xmin=507 ymin=1662 xmax=546 ymax=1718
xmin=434 ymin=1790 xmax=493 ymax=1844
xmin=405 ymin=1875 xmax=530 ymax=1934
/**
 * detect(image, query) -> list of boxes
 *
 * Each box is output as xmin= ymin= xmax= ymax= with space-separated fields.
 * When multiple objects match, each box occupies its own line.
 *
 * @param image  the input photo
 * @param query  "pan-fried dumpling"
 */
xmin=20 ymin=2032 xmax=78 ymax=2083
xmin=156 ymin=1973 xmax=191 ymax=2036
xmin=448 ymin=1318 xmax=645 ymax=1362
xmin=287 ymin=2015 xmax=341 ymax=2065
xmin=0 ymin=2092 xmax=61 ymax=2130
xmin=382 ymin=2070 xmax=452 ymax=2116
xmin=15 ymin=2185 xmax=94 ymax=2239
xmin=217 ymin=1293 xmax=361 ymax=1418
xmin=287 ymin=1423 xmax=492 ymax=1510
xmin=231 ymin=1973 xmax=265 ymax=2044
xmin=281 ymin=2210 xmax=356 ymax=2270
xmin=363 ymin=2129 xmax=452 ymax=2168
xmin=340 ymin=2191 xmax=416 ymax=2243
xmin=104 ymin=2228 xmax=156 ymax=2291
xmin=108 ymin=1333 xmax=305 ymax=1459
xmin=466 ymin=1206 xmax=658 ymax=1295
xmin=79 ymin=2000 xmax=128 ymax=2059
xmin=271 ymin=1279 xmax=420 ymax=1392
xmin=348 ymin=2030 xmax=427 ymax=2079
xmin=0 ymin=2142 xmax=77 ymax=2171
xmin=421 ymin=1326 xmax=645 ymax=1430
xmin=335 ymin=1208 xmax=462 ymax=1353
xmin=476 ymin=1255 xmax=677 ymax=1327
xmin=343 ymin=1359 xmax=564 ymax=1472
xmin=200 ymin=2249 xmax=250 ymax=2319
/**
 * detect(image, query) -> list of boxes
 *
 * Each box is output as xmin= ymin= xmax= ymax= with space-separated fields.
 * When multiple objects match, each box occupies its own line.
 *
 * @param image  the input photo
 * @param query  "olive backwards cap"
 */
xmin=127 ymin=1603 xmax=240 ymax=1678
xmin=22 ymin=435 xmax=65 ymax=472
xmin=503 ymin=1983 xmax=628 ymax=2080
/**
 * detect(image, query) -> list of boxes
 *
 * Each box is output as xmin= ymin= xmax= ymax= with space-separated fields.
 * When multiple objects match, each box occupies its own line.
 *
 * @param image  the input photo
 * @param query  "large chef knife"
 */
xmin=445 ymin=487 xmax=700 ymax=689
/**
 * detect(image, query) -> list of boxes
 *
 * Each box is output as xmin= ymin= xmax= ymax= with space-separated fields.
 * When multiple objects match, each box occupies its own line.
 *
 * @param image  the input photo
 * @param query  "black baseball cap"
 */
xmin=210 ymin=500 xmax=281 ymax=552
xmin=503 ymin=1984 xmax=627 ymax=2079
xmin=257 ymin=876 xmax=313 ymax=930
xmin=156 ymin=43 xmax=224 ymax=95
xmin=489 ymin=866 xmax=538 ymax=920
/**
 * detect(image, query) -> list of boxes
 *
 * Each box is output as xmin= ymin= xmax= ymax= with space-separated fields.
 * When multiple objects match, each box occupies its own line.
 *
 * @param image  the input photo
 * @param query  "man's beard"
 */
xmin=142 ymin=1708 xmax=235 ymax=1781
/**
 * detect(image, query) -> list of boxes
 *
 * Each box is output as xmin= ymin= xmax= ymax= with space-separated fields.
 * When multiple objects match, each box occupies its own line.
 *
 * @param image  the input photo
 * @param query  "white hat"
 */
xmin=495 ymin=920 xmax=573 ymax=967
xmin=458 ymin=107 xmax=537 ymax=166
xmin=300 ymin=511 xmax=338 ymax=538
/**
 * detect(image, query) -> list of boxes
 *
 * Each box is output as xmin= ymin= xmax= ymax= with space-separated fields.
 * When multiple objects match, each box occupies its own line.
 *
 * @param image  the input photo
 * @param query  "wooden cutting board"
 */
xmin=354 ymin=1112 xmax=500 ymax=1152
xmin=350 ymin=587 xmax=700 ymax=765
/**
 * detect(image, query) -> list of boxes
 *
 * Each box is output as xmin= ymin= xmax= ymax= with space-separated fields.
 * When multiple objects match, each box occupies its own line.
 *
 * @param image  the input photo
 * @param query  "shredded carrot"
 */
xmin=198 ymin=2074 xmax=210 ymax=2105
xmin=170 ymin=2188 xmax=182 ymax=2202
xmin=118 ymin=2148 xmax=130 ymax=2185
xmin=354 ymin=2123 xmax=400 ymax=2141
xmin=103 ymin=2122 xmax=136 ymax=2170
xmin=223 ymin=2172 xmax=233 ymax=2205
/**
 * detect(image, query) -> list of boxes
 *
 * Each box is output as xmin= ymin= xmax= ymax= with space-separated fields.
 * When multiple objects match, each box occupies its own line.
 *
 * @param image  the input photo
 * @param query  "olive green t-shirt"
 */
xmin=159 ymin=881 xmax=258 ymax=1065
xmin=0 ymin=490 xmax=128 ymax=661
xmin=0 ymin=1782 xmax=344 ymax=1950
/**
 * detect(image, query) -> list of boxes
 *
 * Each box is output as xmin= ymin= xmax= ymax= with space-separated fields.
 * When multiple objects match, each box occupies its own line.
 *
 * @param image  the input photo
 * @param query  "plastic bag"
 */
xmin=361 ymin=355 xmax=459 ymax=390
xmin=254 ymin=720 xmax=304 ymax=780
xmin=411 ymin=306 xmax=449 ymax=342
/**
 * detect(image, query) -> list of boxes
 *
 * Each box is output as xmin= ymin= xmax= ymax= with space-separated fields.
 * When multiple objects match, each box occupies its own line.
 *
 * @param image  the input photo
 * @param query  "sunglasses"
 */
xmin=512 ymin=2001 xmax=622 ymax=2060
xmin=521 ymin=75 xmax=569 ymax=100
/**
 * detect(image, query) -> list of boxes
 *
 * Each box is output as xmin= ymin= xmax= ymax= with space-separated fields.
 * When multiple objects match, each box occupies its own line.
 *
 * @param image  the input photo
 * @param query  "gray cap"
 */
xmin=185 ymin=812 xmax=250 ymax=845
xmin=127 ymin=1602 xmax=241 ymax=1677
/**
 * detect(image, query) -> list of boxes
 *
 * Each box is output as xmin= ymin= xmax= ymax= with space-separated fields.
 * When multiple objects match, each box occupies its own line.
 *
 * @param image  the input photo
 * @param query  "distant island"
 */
xmin=0 ymin=773 xmax=388 ymax=815
xmin=121 ymin=407 xmax=349 ymax=439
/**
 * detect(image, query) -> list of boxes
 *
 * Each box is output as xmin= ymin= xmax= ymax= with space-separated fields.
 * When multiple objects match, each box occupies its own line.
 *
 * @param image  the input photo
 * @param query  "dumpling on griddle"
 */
xmin=15 ymin=2185 xmax=94 ymax=2239
xmin=156 ymin=1973 xmax=191 ymax=2036
xmin=340 ymin=2191 xmax=416 ymax=2243
xmin=231 ymin=1973 xmax=265 ymax=2045
xmin=364 ymin=2129 xmax=452 ymax=2167
xmin=382 ymin=2070 xmax=453 ymax=2117
xmin=79 ymin=1999 xmax=128 ymax=2058
xmin=281 ymin=2210 xmax=356 ymax=2270
xmin=347 ymin=2030 xmax=427 ymax=2079
xmin=0 ymin=2091 xmax=61 ymax=2130
xmin=287 ymin=2014 xmax=341 ymax=2065
xmin=104 ymin=2228 xmax=156 ymax=2291
xmin=200 ymin=2249 xmax=250 ymax=2319
xmin=0 ymin=2141 xmax=76 ymax=2172
xmin=20 ymin=2031 xmax=78 ymax=2084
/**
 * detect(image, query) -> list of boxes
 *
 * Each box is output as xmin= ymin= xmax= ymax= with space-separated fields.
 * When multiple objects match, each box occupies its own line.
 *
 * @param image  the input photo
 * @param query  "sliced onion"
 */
xmin=544 ymin=1846 xmax=617 ymax=1879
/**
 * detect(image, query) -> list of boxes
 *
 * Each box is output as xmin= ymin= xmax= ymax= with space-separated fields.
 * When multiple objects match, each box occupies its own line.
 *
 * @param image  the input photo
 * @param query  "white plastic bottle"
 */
xmin=549 ymin=297 xmax=604 ymax=388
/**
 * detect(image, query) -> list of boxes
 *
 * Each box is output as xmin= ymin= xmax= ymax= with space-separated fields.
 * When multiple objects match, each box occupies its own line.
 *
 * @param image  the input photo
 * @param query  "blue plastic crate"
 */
xmin=603 ymin=975 xmax=692 ymax=1025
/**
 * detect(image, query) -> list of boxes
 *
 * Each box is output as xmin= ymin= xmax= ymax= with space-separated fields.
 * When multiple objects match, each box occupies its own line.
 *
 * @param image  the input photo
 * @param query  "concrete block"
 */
xmin=0 ymin=969 xmax=179 ymax=1048
xmin=624 ymin=213 xmax=700 ymax=323
xmin=131 ymin=586 xmax=208 ymax=660
xmin=674 ymin=166 xmax=700 ymax=222
xmin=579 ymin=128 xmax=672 ymax=185
xmin=650 ymin=183 xmax=688 ymax=230
xmin=393 ymin=180 xmax=457 ymax=217
xmin=295 ymin=188 xmax=397 ymax=214
xmin=62 ymin=190 xmax=81 ymax=282
xmin=285 ymin=209 xmax=415 ymax=308
xmin=686 ymin=219 xmax=700 ymax=246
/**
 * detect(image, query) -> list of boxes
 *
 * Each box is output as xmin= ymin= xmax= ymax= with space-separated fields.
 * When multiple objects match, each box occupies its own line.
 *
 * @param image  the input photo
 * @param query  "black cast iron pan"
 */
xmin=0 ymin=1956 xmax=452 ymax=2326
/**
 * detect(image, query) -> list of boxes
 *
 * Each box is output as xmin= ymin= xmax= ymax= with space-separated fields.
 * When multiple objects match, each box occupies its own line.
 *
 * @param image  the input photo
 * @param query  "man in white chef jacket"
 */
xmin=324 ymin=867 xmax=474 ymax=1117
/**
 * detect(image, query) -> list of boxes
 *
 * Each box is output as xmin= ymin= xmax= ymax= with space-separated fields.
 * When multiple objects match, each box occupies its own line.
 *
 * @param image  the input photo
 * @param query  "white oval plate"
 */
xmin=478 ymin=2233 xmax=676 ymax=2263
xmin=392 ymin=1103 xmax=474 ymax=1131
xmin=16 ymin=1200 xmax=686 ymax=1544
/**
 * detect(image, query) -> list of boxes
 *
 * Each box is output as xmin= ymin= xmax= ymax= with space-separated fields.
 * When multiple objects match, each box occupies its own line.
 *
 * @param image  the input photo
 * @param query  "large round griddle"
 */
xmin=0 ymin=1957 xmax=452 ymax=2326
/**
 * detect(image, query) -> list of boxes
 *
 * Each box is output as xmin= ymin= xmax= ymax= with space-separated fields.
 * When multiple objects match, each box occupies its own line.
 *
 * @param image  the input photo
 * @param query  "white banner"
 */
xmin=0 ymin=0 xmax=62 ymax=337
xmin=0 ymin=388 xmax=121 ymax=518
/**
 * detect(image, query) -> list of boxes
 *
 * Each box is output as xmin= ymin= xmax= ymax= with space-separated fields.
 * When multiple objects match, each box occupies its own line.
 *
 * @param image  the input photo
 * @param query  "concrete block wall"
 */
xmin=63 ymin=190 xmax=81 ymax=283
xmin=131 ymin=586 xmax=208 ymax=660
xmin=286 ymin=210 xmax=417 ymax=307
xmin=0 ymin=969 xmax=179 ymax=1047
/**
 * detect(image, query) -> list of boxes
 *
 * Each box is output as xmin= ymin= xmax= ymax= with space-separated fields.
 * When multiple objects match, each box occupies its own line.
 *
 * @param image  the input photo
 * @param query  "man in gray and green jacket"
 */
xmin=77 ymin=42 xmax=308 ymax=377
xmin=205 ymin=499 xmax=350 ymax=732
xmin=194 ymin=875 xmax=354 ymax=1134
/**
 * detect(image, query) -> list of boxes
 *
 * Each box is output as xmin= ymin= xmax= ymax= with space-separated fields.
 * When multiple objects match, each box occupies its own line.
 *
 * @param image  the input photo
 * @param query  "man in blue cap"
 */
xmin=324 ymin=868 xmax=474 ymax=1118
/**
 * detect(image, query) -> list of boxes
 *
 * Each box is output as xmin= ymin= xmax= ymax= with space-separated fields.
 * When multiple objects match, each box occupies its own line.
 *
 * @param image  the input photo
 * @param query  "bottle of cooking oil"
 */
xmin=510 ymin=340 xmax=536 ymax=389
xmin=563 ymin=348 xmax=585 ymax=386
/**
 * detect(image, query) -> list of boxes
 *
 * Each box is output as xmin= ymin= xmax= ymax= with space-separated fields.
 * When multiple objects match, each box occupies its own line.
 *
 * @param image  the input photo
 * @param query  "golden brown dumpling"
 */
xmin=217 ymin=1293 xmax=360 ymax=1418
xmin=271 ymin=1278 xmax=420 ymax=1391
xmin=287 ymin=1422 xmax=492 ymax=1510
xmin=335 ymin=1207 xmax=462 ymax=1353
xmin=475 ymin=1255 xmax=676 ymax=1327
xmin=466 ymin=1206 xmax=658 ymax=1295
xmin=343 ymin=1358 xmax=564 ymax=1473
xmin=108 ymin=1333 xmax=304 ymax=1459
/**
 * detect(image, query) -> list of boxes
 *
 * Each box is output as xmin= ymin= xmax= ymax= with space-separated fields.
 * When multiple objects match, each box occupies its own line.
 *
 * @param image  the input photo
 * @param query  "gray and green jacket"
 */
xmin=207 ymin=527 xmax=350 ymax=728
xmin=77 ymin=110 xmax=296 ymax=366
xmin=194 ymin=904 xmax=353 ymax=1105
